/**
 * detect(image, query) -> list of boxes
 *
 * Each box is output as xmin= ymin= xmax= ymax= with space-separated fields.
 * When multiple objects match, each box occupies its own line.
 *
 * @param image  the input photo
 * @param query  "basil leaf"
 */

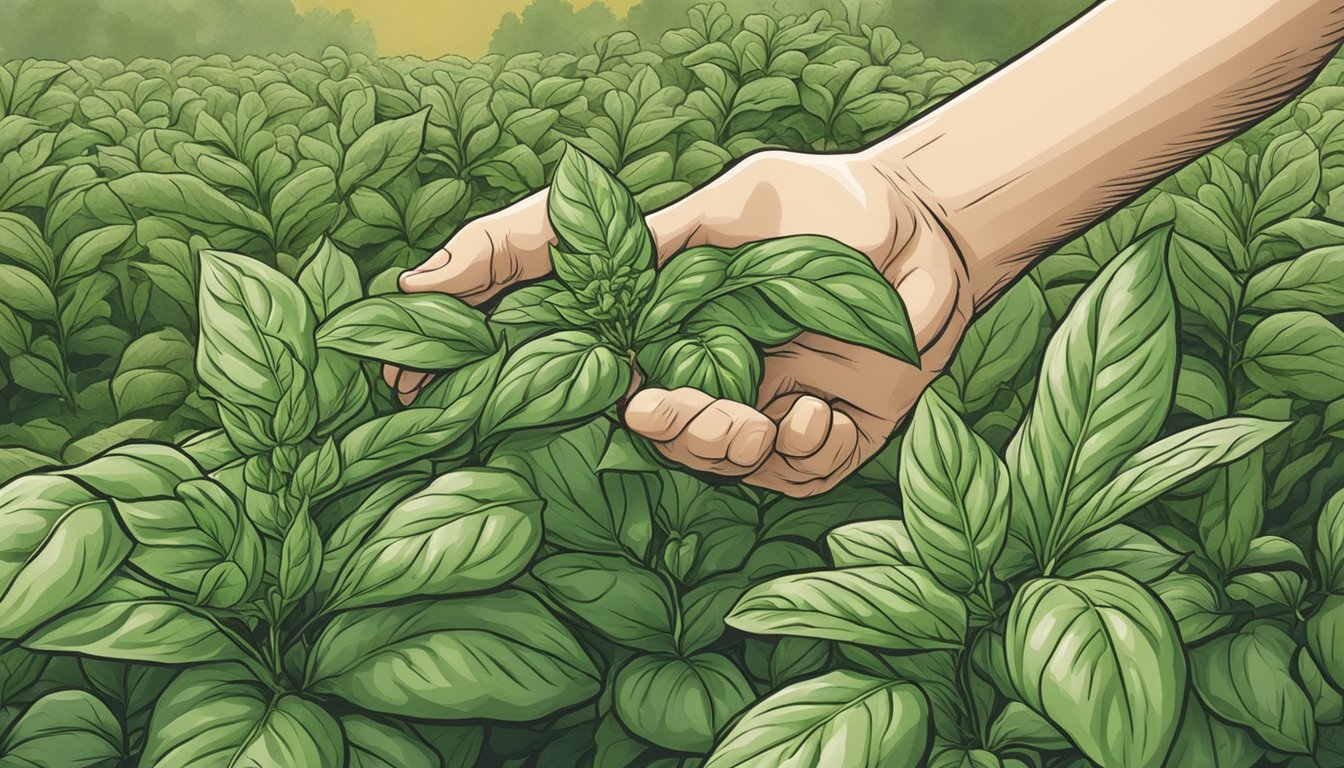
xmin=640 ymin=325 xmax=761 ymax=403
xmin=1243 ymin=311 xmax=1344 ymax=402
xmin=478 ymin=330 xmax=629 ymax=440
xmin=297 ymin=236 xmax=362 ymax=320
xmin=316 ymin=294 xmax=493 ymax=370
xmin=1308 ymin=595 xmax=1344 ymax=693
xmin=1152 ymin=572 xmax=1232 ymax=645
xmin=0 ymin=475 xmax=130 ymax=638
xmin=685 ymin=287 xmax=802 ymax=347
xmin=140 ymin=665 xmax=343 ymax=768
xmin=1191 ymin=620 xmax=1316 ymax=754
xmin=533 ymin=553 xmax=676 ymax=652
xmin=1244 ymin=244 xmax=1344 ymax=315
xmin=549 ymin=144 xmax=654 ymax=276
xmin=704 ymin=671 xmax=931 ymax=768
xmin=1319 ymin=489 xmax=1344 ymax=593
xmin=614 ymin=652 xmax=754 ymax=752
xmin=900 ymin=389 xmax=1010 ymax=593
xmin=1055 ymin=525 xmax=1183 ymax=583
xmin=307 ymin=591 xmax=599 ymax=721
xmin=1006 ymin=226 xmax=1177 ymax=567
xmin=197 ymin=250 xmax=318 ymax=452
xmin=726 ymin=565 xmax=967 ymax=651
xmin=343 ymin=715 xmax=442 ymax=768
xmin=327 ymin=469 xmax=542 ymax=612
xmin=0 ymin=691 xmax=122 ymax=768
xmin=1006 ymin=570 xmax=1185 ymax=768
xmin=826 ymin=519 xmax=922 ymax=568
xmin=339 ymin=108 xmax=429 ymax=193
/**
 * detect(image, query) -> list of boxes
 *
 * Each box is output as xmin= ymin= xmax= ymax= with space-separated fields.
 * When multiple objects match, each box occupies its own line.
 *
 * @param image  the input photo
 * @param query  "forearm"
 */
xmin=865 ymin=0 xmax=1344 ymax=309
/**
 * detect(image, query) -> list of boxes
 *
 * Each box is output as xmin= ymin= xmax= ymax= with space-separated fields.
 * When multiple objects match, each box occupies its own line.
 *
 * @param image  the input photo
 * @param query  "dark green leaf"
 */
xmin=1191 ymin=620 xmax=1315 ymax=754
xmin=308 ymin=591 xmax=599 ymax=721
xmin=0 ymin=690 xmax=121 ymax=768
xmin=614 ymin=652 xmax=753 ymax=752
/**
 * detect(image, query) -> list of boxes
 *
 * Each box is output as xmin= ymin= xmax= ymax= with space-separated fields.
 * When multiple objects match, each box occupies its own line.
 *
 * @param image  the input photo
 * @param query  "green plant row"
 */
xmin=0 ymin=2 xmax=1342 ymax=767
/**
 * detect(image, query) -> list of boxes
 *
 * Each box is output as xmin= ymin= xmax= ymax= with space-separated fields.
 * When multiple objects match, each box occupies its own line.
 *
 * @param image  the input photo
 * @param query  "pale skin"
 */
xmin=386 ymin=0 xmax=1344 ymax=497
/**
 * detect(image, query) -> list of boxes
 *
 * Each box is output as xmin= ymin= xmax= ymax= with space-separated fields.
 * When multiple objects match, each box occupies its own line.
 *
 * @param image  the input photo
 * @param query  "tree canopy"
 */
xmin=0 ymin=0 xmax=375 ymax=61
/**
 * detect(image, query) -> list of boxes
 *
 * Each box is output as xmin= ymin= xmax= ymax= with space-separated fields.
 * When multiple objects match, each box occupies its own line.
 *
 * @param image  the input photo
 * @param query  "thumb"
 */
xmin=399 ymin=189 xmax=554 ymax=305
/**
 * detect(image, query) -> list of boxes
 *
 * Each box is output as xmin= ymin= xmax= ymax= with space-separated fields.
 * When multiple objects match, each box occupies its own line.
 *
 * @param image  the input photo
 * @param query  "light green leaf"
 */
xmin=1163 ymin=697 xmax=1263 ymax=768
xmin=0 ymin=475 xmax=130 ymax=639
xmin=197 ymin=250 xmax=317 ymax=453
xmin=1319 ymin=488 xmax=1344 ymax=593
xmin=1309 ymin=595 xmax=1344 ymax=693
xmin=726 ymin=565 xmax=967 ymax=651
xmin=826 ymin=519 xmax=921 ymax=568
xmin=704 ymin=671 xmax=930 ymax=768
xmin=1243 ymin=311 xmax=1344 ymax=402
xmin=1058 ymin=417 xmax=1286 ymax=555
xmin=140 ymin=665 xmax=343 ymax=768
xmin=549 ymin=143 xmax=654 ymax=275
xmin=316 ymin=294 xmax=493 ymax=369
xmin=949 ymin=278 xmax=1049 ymax=411
xmin=478 ymin=330 xmax=629 ymax=440
xmin=298 ymin=236 xmax=362 ymax=320
xmin=1151 ymin=572 xmax=1231 ymax=645
xmin=641 ymin=325 xmax=761 ymax=403
xmin=900 ymin=389 xmax=1009 ymax=593
xmin=327 ymin=469 xmax=541 ymax=611
xmin=308 ymin=591 xmax=599 ymax=721
xmin=1055 ymin=525 xmax=1183 ymax=583
xmin=22 ymin=577 xmax=250 ymax=665
xmin=1245 ymin=245 xmax=1344 ymax=314
xmin=343 ymin=715 xmax=441 ymax=768
xmin=1007 ymin=570 xmax=1185 ymax=768
xmin=0 ymin=264 xmax=57 ymax=320
xmin=1007 ymin=226 xmax=1177 ymax=565
xmin=340 ymin=109 xmax=429 ymax=193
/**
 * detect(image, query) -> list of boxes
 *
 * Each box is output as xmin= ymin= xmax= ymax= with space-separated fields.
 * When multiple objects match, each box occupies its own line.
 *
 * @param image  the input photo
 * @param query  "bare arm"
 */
xmin=867 ymin=0 xmax=1344 ymax=310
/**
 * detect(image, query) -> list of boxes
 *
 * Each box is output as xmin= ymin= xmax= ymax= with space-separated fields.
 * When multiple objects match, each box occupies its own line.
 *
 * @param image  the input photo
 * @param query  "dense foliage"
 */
xmin=0 ymin=4 xmax=1342 ymax=767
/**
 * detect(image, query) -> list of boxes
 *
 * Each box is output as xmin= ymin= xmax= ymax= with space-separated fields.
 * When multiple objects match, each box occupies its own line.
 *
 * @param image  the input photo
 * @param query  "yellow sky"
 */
xmin=292 ymin=0 xmax=641 ymax=59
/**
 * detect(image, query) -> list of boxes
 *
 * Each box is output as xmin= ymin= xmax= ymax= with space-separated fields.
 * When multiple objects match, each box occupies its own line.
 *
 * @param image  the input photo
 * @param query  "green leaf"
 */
xmin=327 ymin=469 xmax=541 ymax=612
xmin=641 ymin=325 xmax=761 ymax=403
xmin=533 ymin=553 xmax=676 ymax=652
xmin=105 ymin=172 xmax=271 ymax=237
xmin=1309 ymin=595 xmax=1344 ymax=693
xmin=1252 ymin=132 xmax=1319 ymax=234
xmin=280 ymin=508 xmax=322 ymax=603
xmin=298 ymin=236 xmax=362 ymax=320
xmin=0 ymin=264 xmax=57 ymax=320
xmin=900 ymin=389 xmax=1009 ymax=593
xmin=949 ymin=278 xmax=1049 ymax=411
xmin=1152 ymin=572 xmax=1232 ymax=645
xmin=614 ymin=652 xmax=754 ymax=752
xmin=726 ymin=565 xmax=966 ymax=650
xmin=1055 ymin=525 xmax=1183 ymax=583
xmin=1058 ymin=417 xmax=1286 ymax=555
xmin=0 ymin=475 xmax=130 ymax=639
xmin=1318 ymin=488 xmax=1344 ymax=593
xmin=335 ymin=377 xmax=488 ymax=490
xmin=22 ymin=576 xmax=250 ymax=664
xmin=1006 ymin=570 xmax=1185 ymax=768
xmin=197 ymin=250 xmax=317 ymax=453
xmin=1191 ymin=620 xmax=1316 ymax=754
xmin=1243 ymin=311 xmax=1344 ymax=402
xmin=0 ymin=212 xmax=55 ymax=280
xmin=478 ymin=330 xmax=629 ymax=440
xmin=1007 ymin=226 xmax=1177 ymax=565
xmin=638 ymin=236 xmax=918 ymax=363
xmin=140 ymin=665 xmax=343 ymax=768
xmin=549 ymin=144 xmax=654 ymax=275
xmin=316 ymin=294 xmax=493 ymax=370
xmin=308 ymin=591 xmax=599 ymax=721
xmin=343 ymin=715 xmax=442 ymax=768
xmin=986 ymin=701 xmax=1070 ymax=751
xmin=339 ymin=108 xmax=429 ymax=193
xmin=1197 ymin=452 xmax=1267 ymax=573
xmin=1163 ymin=696 xmax=1263 ymax=768
xmin=704 ymin=671 xmax=930 ymax=768
xmin=0 ymin=690 xmax=122 ymax=768
xmin=489 ymin=420 xmax=653 ymax=556
xmin=826 ymin=518 xmax=921 ymax=568
xmin=685 ymin=288 xmax=803 ymax=347
xmin=1244 ymin=245 xmax=1344 ymax=314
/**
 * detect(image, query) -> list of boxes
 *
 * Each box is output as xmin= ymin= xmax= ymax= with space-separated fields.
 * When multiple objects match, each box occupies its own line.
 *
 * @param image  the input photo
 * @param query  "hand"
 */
xmin=388 ymin=150 xmax=973 ymax=496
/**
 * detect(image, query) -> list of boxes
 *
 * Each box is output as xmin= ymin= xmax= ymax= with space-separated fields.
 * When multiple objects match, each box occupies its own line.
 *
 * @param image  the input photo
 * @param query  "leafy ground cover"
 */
xmin=0 ymin=3 xmax=1342 ymax=767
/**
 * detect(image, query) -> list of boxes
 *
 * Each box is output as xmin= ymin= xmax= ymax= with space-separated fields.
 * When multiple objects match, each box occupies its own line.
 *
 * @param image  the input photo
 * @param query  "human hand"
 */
xmin=388 ymin=150 xmax=972 ymax=496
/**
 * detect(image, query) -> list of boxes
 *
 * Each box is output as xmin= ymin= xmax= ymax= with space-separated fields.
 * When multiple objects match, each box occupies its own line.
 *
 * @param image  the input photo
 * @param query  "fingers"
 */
xmin=625 ymin=388 xmax=776 ymax=476
xmin=625 ymin=388 xmax=869 ymax=495
xmin=381 ymin=364 xmax=434 ymax=406
xmin=399 ymin=189 xmax=554 ymax=305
